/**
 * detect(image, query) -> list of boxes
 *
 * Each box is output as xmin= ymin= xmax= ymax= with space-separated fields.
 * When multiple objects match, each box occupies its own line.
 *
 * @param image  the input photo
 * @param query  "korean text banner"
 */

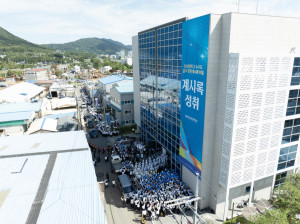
xmin=178 ymin=14 xmax=210 ymax=175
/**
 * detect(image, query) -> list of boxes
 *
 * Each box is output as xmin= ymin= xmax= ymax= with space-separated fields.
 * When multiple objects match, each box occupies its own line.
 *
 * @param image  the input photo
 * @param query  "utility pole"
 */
xmin=231 ymin=202 xmax=235 ymax=224
xmin=193 ymin=172 xmax=200 ymax=224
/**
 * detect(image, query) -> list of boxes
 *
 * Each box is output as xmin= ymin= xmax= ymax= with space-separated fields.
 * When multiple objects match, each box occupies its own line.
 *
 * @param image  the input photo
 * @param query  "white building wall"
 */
xmin=132 ymin=35 xmax=141 ymax=127
xmin=183 ymin=13 xmax=300 ymax=219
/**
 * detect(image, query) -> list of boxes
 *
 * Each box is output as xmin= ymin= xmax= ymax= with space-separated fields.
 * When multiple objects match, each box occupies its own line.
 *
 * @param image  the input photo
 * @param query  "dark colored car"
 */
xmin=87 ymin=118 xmax=94 ymax=128
xmin=84 ymin=114 xmax=92 ymax=121
xmin=90 ymin=129 xmax=98 ymax=138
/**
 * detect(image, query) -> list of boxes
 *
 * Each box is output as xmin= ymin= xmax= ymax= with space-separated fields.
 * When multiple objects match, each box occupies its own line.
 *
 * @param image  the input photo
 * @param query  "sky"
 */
xmin=0 ymin=0 xmax=299 ymax=45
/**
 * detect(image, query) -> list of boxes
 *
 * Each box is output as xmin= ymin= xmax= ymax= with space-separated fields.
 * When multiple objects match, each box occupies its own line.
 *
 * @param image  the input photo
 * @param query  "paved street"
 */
xmin=77 ymin=86 xmax=221 ymax=224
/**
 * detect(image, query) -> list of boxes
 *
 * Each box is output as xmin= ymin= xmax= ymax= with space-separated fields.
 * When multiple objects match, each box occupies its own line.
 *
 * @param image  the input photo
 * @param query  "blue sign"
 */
xmin=106 ymin=113 xmax=110 ymax=125
xmin=179 ymin=15 xmax=210 ymax=176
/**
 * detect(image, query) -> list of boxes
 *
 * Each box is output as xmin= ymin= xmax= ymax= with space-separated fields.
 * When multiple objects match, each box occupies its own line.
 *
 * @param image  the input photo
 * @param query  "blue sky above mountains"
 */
xmin=0 ymin=0 xmax=298 ymax=45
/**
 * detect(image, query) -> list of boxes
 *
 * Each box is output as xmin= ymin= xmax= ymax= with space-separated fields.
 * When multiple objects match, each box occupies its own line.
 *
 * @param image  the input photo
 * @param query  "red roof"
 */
xmin=33 ymin=68 xmax=46 ymax=72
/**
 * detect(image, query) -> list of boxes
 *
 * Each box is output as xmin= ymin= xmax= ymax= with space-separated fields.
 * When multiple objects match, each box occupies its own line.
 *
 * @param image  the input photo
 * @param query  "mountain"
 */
xmin=0 ymin=26 xmax=49 ymax=53
xmin=43 ymin=38 xmax=132 ymax=55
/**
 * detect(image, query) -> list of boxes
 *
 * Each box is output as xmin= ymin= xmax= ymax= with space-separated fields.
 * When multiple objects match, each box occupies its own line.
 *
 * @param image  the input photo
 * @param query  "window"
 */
xmin=282 ymin=118 xmax=300 ymax=144
xmin=125 ymin=120 xmax=132 ymax=124
xmin=274 ymin=171 xmax=287 ymax=188
xmin=125 ymin=110 xmax=132 ymax=114
xmin=277 ymin=145 xmax=298 ymax=170
xmin=291 ymin=57 xmax=300 ymax=86
xmin=286 ymin=89 xmax=300 ymax=116
xmin=124 ymin=100 xmax=131 ymax=104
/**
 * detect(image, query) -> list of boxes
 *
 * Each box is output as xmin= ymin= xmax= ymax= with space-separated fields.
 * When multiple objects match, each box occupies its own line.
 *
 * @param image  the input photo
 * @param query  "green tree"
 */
xmin=55 ymin=70 xmax=63 ymax=77
xmin=251 ymin=209 xmax=289 ymax=224
xmin=273 ymin=173 xmax=300 ymax=222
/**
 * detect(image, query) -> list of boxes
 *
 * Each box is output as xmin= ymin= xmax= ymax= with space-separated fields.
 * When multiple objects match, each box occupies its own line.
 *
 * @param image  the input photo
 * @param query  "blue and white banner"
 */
xmin=179 ymin=15 xmax=210 ymax=176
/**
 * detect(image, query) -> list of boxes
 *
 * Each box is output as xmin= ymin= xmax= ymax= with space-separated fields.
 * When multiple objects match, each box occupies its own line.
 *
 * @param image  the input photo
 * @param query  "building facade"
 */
xmin=24 ymin=68 xmax=48 ymax=81
xmin=110 ymin=84 xmax=134 ymax=126
xmin=133 ymin=13 xmax=300 ymax=220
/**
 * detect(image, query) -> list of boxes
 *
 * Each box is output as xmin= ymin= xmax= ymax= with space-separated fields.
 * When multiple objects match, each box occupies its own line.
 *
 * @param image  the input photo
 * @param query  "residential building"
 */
xmin=110 ymin=82 xmax=134 ymax=125
xmin=74 ymin=65 xmax=80 ymax=73
xmin=133 ymin=13 xmax=300 ymax=220
xmin=100 ymin=66 xmax=112 ymax=73
xmin=0 ymin=131 xmax=107 ymax=224
xmin=24 ymin=68 xmax=48 ymax=82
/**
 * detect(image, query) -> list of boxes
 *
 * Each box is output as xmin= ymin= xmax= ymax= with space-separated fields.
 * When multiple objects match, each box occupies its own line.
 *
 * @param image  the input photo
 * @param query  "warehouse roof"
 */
xmin=0 ymin=102 xmax=42 ymax=114
xmin=0 ymin=111 xmax=35 ymax=123
xmin=0 ymin=82 xmax=45 ymax=103
xmin=0 ymin=131 xmax=107 ymax=224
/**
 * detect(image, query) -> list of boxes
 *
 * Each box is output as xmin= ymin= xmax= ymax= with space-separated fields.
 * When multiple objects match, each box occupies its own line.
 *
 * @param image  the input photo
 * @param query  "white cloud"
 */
xmin=0 ymin=0 xmax=299 ymax=45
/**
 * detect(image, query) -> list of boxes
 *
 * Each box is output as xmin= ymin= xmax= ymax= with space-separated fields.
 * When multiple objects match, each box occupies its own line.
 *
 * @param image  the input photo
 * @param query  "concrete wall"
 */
xmin=120 ymin=93 xmax=134 ymax=125
xmin=132 ymin=35 xmax=141 ymax=128
xmin=1 ymin=125 xmax=25 ymax=136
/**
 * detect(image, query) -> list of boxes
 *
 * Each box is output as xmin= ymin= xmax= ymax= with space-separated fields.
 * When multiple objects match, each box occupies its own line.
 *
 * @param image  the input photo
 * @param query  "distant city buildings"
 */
xmin=133 ymin=12 xmax=300 ymax=220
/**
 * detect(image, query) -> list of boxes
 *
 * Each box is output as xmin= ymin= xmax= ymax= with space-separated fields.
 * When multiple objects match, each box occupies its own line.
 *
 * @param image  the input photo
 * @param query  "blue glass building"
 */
xmin=138 ymin=18 xmax=186 ymax=173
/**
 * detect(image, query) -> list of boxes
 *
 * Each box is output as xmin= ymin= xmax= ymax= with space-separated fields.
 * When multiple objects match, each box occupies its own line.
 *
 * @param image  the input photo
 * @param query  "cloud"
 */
xmin=0 ymin=0 xmax=299 ymax=45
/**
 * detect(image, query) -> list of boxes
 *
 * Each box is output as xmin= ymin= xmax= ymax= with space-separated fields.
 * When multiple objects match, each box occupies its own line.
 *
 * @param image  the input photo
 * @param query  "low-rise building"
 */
xmin=24 ymin=68 xmax=48 ymax=82
xmin=110 ymin=82 xmax=134 ymax=126
xmin=0 ymin=131 xmax=107 ymax=224
xmin=97 ymin=73 xmax=133 ymax=110
xmin=49 ymin=83 xmax=75 ymax=98
xmin=0 ymin=82 xmax=45 ymax=103
xmin=26 ymin=118 xmax=58 ymax=134
xmin=0 ymin=111 xmax=35 ymax=136
xmin=100 ymin=66 xmax=112 ymax=73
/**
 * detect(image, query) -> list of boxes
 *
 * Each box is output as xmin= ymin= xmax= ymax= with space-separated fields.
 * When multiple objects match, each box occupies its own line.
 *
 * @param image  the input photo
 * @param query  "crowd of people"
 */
xmin=112 ymin=138 xmax=194 ymax=220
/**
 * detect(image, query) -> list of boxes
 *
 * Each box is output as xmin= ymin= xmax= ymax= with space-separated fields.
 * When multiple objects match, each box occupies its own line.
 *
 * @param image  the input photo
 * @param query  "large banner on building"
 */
xmin=178 ymin=15 xmax=210 ymax=176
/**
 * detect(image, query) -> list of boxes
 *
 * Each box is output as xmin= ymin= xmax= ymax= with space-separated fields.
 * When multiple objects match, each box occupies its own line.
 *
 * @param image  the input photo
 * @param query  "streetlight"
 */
xmin=193 ymin=172 xmax=200 ymax=224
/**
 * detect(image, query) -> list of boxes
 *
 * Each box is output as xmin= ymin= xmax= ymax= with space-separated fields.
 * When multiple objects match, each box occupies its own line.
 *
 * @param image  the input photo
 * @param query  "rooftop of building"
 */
xmin=115 ymin=81 xmax=134 ymax=94
xmin=0 ymin=82 xmax=45 ymax=103
xmin=0 ymin=111 xmax=35 ymax=123
xmin=98 ymin=73 xmax=133 ymax=85
xmin=0 ymin=102 xmax=42 ymax=114
xmin=35 ymin=80 xmax=55 ymax=84
xmin=0 ymin=131 xmax=107 ymax=224
xmin=26 ymin=118 xmax=58 ymax=134
xmin=25 ymin=68 xmax=46 ymax=72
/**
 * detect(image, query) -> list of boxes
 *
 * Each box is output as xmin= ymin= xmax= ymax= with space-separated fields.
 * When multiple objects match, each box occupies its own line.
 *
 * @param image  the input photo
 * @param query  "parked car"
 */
xmin=84 ymin=114 xmax=92 ymax=121
xmin=87 ymin=118 xmax=94 ymax=128
xmin=89 ymin=129 xmax=98 ymax=138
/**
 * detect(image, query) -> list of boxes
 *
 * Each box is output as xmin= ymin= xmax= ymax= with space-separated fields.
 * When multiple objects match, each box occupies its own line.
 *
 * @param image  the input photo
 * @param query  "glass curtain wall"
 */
xmin=139 ymin=20 xmax=184 ymax=173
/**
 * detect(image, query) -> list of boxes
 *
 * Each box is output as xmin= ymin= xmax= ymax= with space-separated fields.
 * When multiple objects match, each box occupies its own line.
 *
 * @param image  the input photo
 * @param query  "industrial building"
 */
xmin=24 ymin=68 xmax=48 ymax=82
xmin=0 ymin=82 xmax=45 ymax=103
xmin=133 ymin=12 xmax=300 ymax=220
xmin=0 ymin=131 xmax=107 ymax=224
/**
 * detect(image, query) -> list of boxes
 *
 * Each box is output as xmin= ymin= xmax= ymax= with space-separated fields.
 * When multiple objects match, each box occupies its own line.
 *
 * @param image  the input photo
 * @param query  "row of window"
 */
xmin=278 ymin=144 xmax=297 ymax=170
xmin=290 ymin=58 xmax=300 ymax=86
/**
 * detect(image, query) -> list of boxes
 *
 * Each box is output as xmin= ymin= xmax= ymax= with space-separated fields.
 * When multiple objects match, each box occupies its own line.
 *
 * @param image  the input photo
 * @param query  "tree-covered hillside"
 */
xmin=44 ymin=37 xmax=132 ymax=55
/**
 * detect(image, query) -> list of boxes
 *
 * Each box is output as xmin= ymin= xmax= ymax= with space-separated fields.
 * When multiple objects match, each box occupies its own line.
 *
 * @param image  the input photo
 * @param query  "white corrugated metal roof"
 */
xmin=26 ymin=118 xmax=58 ymax=135
xmin=0 ymin=111 xmax=35 ymax=123
xmin=0 ymin=131 xmax=88 ymax=156
xmin=37 ymin=151 xmax=106 ymax=224
xmin=0 ymin=131 xmax=107 ymax=224
xmin=0 ymin=82 xmax=45 ymax=103
xmin=0 ymin=102 xmax=42 ymax=113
